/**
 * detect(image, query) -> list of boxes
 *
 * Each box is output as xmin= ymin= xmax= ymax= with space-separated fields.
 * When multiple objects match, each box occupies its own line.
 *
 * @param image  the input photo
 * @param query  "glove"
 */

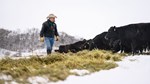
xmin=55 ymin=36 xmax=60 ymax=41
xmin=40 ymin=37 xmax=44 ymax=42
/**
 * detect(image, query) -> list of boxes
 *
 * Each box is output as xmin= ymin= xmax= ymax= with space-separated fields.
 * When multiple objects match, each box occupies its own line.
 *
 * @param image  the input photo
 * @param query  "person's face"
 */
xmin=49 ymin=18 xmax=55 ymax=22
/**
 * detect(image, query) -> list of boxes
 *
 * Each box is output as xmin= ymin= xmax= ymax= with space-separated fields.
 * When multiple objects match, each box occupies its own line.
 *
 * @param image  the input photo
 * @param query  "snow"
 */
xmin=0 ymin=48 xmax=18 ymax=57
xmin=28 ymin=76 xmax=49 ymax=84
xmin=0 ymin=47 xmax=58 ymax=58
xmin=70 ymin=69 xmax=90 ymax=76
xmin=51 ymin=55 xmax=150 ymax=84
xmin=21 ymin=48 xmax=47 ymax=56
xmin=1 ymin=54 xmax=150 ymax=84
xmin=21 ymin=47 xmax=58 ymax=57
xmin=0 ymin=74 xmax=12 ymax=81
xmin=0 ymin=48 xmax=47 ymax=59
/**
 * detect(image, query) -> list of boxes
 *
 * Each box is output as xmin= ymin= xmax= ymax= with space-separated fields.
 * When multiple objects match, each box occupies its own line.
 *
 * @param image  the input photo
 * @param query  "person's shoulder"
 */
xmin=42 ymin=20 xmax=48 ymax=25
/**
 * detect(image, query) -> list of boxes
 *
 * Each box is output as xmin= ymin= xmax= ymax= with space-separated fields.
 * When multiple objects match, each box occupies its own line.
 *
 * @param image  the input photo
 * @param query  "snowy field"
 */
xmin=0 ymin=47 xmax=58 ymax=58
xmin=1 ymin=50 xmax=150 ymax=84
xmin=50 ymin=55 xmax=150 ymax=84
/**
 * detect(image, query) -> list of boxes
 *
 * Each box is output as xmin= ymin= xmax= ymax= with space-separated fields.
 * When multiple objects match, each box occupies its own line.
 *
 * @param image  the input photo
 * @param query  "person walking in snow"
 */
xmin=40 ymin=14 xmax=59 ymax=55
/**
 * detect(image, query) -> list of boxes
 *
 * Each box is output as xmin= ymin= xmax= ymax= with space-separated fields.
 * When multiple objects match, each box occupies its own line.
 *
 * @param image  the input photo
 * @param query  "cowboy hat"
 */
xmin=46 ymin=14 xmax=57 ymax=19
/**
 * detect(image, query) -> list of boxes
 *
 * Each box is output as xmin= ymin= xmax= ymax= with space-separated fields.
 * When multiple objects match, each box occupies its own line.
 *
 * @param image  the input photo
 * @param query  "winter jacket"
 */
xmin=40 ymin=20 xmax=59 ymax=38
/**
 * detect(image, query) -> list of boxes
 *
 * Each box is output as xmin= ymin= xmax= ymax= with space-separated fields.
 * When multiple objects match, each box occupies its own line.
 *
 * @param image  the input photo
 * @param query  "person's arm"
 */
xmin=54 ymin=24 xmax=59 ymax=36
xmin=40 ymin=23 xmax=45 ymax=37
xmin=54 ymin=24 xmax=60 ymax=41
xmin=40 ymin=23 xmax=45 ymax=42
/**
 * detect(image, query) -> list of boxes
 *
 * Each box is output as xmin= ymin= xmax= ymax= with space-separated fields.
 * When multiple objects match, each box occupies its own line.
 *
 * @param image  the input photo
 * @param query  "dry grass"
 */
xmin=0 ymin=49 xmax=127 ymax=83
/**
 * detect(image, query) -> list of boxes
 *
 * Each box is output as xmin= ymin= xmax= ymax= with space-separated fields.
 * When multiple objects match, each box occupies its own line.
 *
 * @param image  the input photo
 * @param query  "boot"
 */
xmin=47 ymin=49 xmax=52 ymax=55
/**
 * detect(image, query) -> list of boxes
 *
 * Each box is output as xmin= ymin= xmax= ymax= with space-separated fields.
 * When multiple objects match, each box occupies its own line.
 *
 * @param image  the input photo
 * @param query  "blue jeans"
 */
xmin=44 ymin=37 xmax=54 ymax=54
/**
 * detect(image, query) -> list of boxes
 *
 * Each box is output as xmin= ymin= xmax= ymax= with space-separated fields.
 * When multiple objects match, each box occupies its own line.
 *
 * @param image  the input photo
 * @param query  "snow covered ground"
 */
xmin=51 ymin=55 xmax=150 ymax=84
xmin=0 ymin=48 xmax=46 ymax=58
xmin=0 ymin=48 xmax=18 ymax=57
xmin=0 ymin=47 xmax=58 ymax=58
xmin=1 ymin=52 xmax=150 ymax=84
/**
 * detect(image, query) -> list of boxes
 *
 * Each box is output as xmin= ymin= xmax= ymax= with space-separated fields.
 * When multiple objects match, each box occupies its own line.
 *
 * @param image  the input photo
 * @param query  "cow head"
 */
xmin=81 ymin=39 xmax=96 ymax=50
xmin=105 ymin=26 xmax=118 ymax=40
xmin=59 ymin=45 xmax=69 ymax=53
xmin=81 ymin=40 xmax=90 ymax=50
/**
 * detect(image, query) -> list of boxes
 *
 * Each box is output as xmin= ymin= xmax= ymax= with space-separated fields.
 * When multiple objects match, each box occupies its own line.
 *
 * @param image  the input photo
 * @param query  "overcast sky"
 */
xmin=0 ymin=0 xmax=150 ymax=39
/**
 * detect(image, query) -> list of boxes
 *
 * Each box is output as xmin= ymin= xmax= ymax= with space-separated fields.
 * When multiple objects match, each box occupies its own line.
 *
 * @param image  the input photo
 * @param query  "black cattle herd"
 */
xmin=55 ymin=23 xmax=150 ymax=55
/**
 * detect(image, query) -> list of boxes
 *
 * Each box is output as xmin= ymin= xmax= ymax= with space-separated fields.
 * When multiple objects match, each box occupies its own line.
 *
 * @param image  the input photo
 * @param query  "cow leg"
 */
xmin=140 ymin=49 xmax=143 ymax=54
xmin=120 ymin=44 xmax=124 ymax=53
xmin=131 ymin=43 xmax=136 ymax=56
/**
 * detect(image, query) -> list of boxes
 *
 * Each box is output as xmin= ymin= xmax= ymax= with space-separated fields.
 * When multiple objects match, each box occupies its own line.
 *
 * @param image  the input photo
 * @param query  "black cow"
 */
xmin=55 ymin=45 xmax=70 ymax=53
xmin=81 ymin=39 xmax=96 ymax=50
xmin=105 ymin=23 xmax=150 ymax=55
xmin=81 ymin=32 xmax=111 ymax=50
xmin=55 ymin=39 xmax=87 ymax=53
xmin=93 ymin=32 xmax=111 ymax=50
xmin=109 ymin=39 xmax=122 ymax=53
xmin=69 ymin=39 xmax=87 ymax=53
